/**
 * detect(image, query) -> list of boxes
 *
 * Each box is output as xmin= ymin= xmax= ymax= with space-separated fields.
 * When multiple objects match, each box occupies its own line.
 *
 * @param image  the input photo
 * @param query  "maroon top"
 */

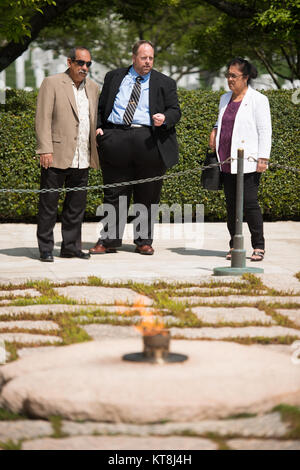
xmin=219 ymin=99 xmax=242 ymax=173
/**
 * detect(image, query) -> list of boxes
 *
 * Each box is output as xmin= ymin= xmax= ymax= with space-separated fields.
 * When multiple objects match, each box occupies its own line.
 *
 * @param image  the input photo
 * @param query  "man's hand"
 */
xmin=96 ymin=128 xmax=104 ymax=136
xmin=152 ymin=113 xmax=166 ymax=127
xmin=256 ymin=158 xmax=269 ymax=173
xmin=209 ymin=128 xmax=217 ymax=150
xmin=40 ymin=153 xmax=53 ymax=169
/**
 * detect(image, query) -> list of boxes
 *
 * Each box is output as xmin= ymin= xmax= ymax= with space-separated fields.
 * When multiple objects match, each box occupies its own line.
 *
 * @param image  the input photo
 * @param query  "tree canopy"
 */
xmin=0 ymin=0 xmax=299 ymax=87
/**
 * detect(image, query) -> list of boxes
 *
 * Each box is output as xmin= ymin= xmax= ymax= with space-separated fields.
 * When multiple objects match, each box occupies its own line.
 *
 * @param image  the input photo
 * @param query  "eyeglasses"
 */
xmin=72 ymin=59 xmax=92 ymax=68
xmin=225 ymin=72 xmax=244 ymax=79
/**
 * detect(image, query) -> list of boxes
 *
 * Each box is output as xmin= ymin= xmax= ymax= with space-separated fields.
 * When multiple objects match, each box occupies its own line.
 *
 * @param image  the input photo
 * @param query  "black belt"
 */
xmin=105 ymin=123 xmax=151 ymax=130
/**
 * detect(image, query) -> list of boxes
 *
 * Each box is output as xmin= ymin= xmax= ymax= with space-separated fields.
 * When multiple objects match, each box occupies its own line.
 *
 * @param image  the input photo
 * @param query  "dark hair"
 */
xmin=68 ymin=47 xmax=91 ymax=60
xmin=132 ymin=40 xmax=154 ymax=56
xmin=227 ymin=57 xmax=257 ymax=84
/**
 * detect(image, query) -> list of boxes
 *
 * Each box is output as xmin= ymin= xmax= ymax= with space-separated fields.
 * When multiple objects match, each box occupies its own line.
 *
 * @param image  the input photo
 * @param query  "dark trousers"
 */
xmin=97 ymin=126 xmax=166 ymax=247
xmin=37 ymin=167 xmax=89 ymax=254
xmin=222 ymin=172 xmax=265 ymax=250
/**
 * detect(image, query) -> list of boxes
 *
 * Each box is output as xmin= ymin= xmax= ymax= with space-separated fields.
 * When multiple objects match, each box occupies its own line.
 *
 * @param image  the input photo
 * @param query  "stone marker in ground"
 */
xmin=22 ymin=435 xmax=218 ymax=450
xmin=170 ymin=326 xmax=300 ymax=340
xmin=227 ymin=438 xmax=300 ymax=451
xmin=54 ymin=286 xmax=153 ymax=306
xmin=191 ymin=307 xmax=275 ymax=324
xmin=1 ymin=339 xmax=300 ymax=423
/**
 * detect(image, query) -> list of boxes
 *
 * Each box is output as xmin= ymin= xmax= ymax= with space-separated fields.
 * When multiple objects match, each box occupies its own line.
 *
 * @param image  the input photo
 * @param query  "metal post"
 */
xmin=213 ymin=149 xmax=263 ymax=276
xmin=231 ymin=149 xmax=246 ymax=268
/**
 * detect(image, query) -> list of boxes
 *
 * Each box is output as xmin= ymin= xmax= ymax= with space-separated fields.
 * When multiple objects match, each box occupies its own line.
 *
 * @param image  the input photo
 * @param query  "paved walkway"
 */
xmin=0 ymin=222 xmax=299 ymax=450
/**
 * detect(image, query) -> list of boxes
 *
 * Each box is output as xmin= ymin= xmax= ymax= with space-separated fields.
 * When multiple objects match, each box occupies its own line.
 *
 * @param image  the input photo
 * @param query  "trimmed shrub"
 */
xmin=0 ymin=87 xmax=299 ymax=222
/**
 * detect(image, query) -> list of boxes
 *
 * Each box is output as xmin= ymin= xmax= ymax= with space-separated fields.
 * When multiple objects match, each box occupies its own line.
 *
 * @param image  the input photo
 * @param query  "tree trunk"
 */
xmin=0 ymin=0 xmax=80 ymax=72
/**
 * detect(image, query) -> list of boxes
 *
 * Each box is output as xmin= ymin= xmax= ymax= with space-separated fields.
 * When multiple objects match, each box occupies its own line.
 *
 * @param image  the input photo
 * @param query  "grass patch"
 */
xmin=203 ymin=432 xmax=231 ymax=450
xmin=49 ymin=415 xmax=68 ymax=439
xmin=272 ymin=404 xmax=300 ymax=439
xmin=0 ymin=408 xmax=27 ymax=421
xmin=0 ymin=439 xmax=22 ymax=450
xmin=223 ymin=413 xmax=257 ymax=420
xmin=10 ymin=295 xmax=77 ymax=307
xmin=241 ymin=273 xmax=265 ymax=289
xmin=56 ymin=315 xmax=91 ymax=345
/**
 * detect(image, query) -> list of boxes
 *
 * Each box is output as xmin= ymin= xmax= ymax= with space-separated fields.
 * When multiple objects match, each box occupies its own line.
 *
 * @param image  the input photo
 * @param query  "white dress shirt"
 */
xmin=70 ymin=80 xmax=90 ymax=169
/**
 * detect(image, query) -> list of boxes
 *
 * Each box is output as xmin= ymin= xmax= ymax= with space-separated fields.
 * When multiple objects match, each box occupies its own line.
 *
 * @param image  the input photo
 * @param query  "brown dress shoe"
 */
xmin=89 ymin=244 xmax=117 ymax=254
xmin=135 ymin=245 xmax=154 ymax=255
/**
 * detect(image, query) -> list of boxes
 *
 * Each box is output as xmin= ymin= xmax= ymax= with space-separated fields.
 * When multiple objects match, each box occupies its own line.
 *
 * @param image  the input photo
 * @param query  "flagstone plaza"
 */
xmin=0 ymin=221 xmax=299 ymax=450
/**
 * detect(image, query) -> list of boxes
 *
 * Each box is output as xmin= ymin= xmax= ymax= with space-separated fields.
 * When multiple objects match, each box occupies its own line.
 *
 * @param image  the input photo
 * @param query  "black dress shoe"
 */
xmin=40 ymin=251 xmax=54 ymax=262
xmin=60 ymin=250 xmax=90 ymax=260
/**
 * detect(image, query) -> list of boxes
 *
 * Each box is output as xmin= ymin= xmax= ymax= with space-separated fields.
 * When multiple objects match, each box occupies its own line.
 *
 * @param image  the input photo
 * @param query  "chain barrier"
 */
xmin=0 ymin=157 xmax=299 ymax=195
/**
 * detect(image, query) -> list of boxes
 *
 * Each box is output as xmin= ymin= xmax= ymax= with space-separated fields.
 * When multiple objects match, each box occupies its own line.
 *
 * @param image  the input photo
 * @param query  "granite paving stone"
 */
xmin=171 ymin=296 xmax=300 ymax=305
xmin=1 ymin=340 xmax=300 ymax=423
xmin=61 ymin=413 xmax=288 ymax=438
xmin=21 ymin=435 xmax=218 ymax=450
xmin=0 ymin=333 xmax=62 ymax=344
xmin=0 ymin=304 xmax=100 ymax=317
xmin=0 ymin=420 xmax=53 ymax=442
xmin=82 ymin=324 xmax=140 ymax=340
xmin=191 ymin=307 xmax=275 ymax=324
xmin=175 ymin=287 xmax=242 ymax=294
xmin=54 ymin=286 xmax=153 ymax=306
xmin=257 ymin=274 xmax=300 ymax=294
xmin=276 ymin=309 xmax=300 ymax=327
xmin=227 ymin=438 xmax=300 ymax=450
xmin=17 ymin=346 xmax=59 ymax=358
xmin=170 ymin=326 xmax=300 ymax=340
xmin=0 ymin=321 xmax=60 ymax=331
xmin=0 ymin=289 xmax=41 ymax=298
xmin=77 ymin=315 xmax=181 ymax=326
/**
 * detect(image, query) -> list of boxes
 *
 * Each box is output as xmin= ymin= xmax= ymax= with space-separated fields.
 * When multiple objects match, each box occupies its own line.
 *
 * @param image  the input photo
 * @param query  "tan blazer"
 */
xmin=35 ymin=70 xmax=100 ymax=169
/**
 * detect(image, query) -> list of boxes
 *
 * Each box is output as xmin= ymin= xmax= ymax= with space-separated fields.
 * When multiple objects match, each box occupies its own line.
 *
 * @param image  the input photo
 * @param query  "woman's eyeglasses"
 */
xmin=225 ymin=72 xmax=244 ymax=79
xmin=72 ymin=59 xmax=92 ymax=68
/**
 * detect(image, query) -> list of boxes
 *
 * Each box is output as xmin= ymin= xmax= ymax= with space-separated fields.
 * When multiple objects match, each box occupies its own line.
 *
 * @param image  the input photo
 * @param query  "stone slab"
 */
xmin=0 ymin=333 xmax=62 ymax=344
xmin=172 ymin=296 xmax=300 ymax=305
xmin=82 ymin=324 xmax=140 ymax=340
xmin=0 ymin=420 xmax=52 ymax=442
xmin=1 ymin=340 xmax=300 ymax=423
xmin=77 ymin=315 xmax=180 ymax=326
xmin=277 ymin=309 xmax=300 ymax=327
xmin=62 ymin=413 xmax=288 ymax=438
xmin=257 ymin=274 xmax=300 ymax=294
xmin=191 ymin=307 xmax=275 ymax=324
xmin=0 ymin=222 xmax=299 ymax=282
xmin=175 ymin=287 xmax=241 ymax=294
xmin=0 ymin=321 xmax=60 ymax=331
xmin=170 ymin=326 xmax=300 ymax=340
xmin=0 ymin=304 xmax=100 ymax=317
xmin=17 ymin=346 xmax=59 ymax=358
xmin=0 ymin=289 xmax=41 ymax=298
xmin=55 ymin=286 xmax=153 ymax=306
xmin=21 ymin=435 xmax=218 ymax=450
xmin=227 ymin=438 xmax=300 ymax=450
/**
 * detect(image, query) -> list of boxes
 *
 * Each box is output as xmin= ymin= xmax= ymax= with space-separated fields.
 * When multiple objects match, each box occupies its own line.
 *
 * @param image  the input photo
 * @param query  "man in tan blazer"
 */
xmin=35 ymin=47 xmax=99 ymax=261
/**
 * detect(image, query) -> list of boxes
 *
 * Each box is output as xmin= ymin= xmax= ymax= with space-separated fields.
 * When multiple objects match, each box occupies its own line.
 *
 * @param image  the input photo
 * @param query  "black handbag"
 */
xmin=201 ymin=149 xmax=222 ymax=190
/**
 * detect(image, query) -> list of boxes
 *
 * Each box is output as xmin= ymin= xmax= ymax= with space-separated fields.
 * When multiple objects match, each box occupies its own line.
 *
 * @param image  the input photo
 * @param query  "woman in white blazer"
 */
xmin=209 ymin=58 xmax=272 ymax=261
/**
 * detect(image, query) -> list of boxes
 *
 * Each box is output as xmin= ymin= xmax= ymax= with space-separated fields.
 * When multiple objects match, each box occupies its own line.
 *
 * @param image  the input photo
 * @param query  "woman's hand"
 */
xmin=256 ymin=158 xmax=269 ymax=173
xmin=209 ymin=128 xmax=217 ymax=150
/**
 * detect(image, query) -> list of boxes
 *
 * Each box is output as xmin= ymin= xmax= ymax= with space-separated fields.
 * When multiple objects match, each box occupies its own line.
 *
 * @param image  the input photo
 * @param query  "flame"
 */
xmin=121 ymin=298 xmax=167 ymax=336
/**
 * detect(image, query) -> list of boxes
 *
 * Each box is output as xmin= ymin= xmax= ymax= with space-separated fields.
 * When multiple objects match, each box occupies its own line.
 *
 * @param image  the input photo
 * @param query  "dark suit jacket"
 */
xmin=97 ymin=67 xmax=181 ymax=169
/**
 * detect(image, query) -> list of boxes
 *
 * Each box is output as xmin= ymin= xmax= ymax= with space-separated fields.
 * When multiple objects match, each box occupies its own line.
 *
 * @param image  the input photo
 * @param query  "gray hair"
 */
xmin=68 ymin=47 xmax=91 ymax=60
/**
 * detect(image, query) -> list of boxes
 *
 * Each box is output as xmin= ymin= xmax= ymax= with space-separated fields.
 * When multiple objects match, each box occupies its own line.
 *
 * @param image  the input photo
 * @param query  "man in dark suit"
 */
xmin=90 ymin=40 xmax=181 ymax=255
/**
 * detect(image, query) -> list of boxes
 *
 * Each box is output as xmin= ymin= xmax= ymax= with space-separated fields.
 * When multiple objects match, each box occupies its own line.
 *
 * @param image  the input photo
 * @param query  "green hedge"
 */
xmin=0 ymin=87 xmax=299 ymax=222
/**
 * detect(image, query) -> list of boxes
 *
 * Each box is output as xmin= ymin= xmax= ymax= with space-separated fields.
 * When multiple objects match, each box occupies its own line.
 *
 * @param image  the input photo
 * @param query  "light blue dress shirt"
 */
xmin=108 ymin=66 xmax=151 ymax=126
